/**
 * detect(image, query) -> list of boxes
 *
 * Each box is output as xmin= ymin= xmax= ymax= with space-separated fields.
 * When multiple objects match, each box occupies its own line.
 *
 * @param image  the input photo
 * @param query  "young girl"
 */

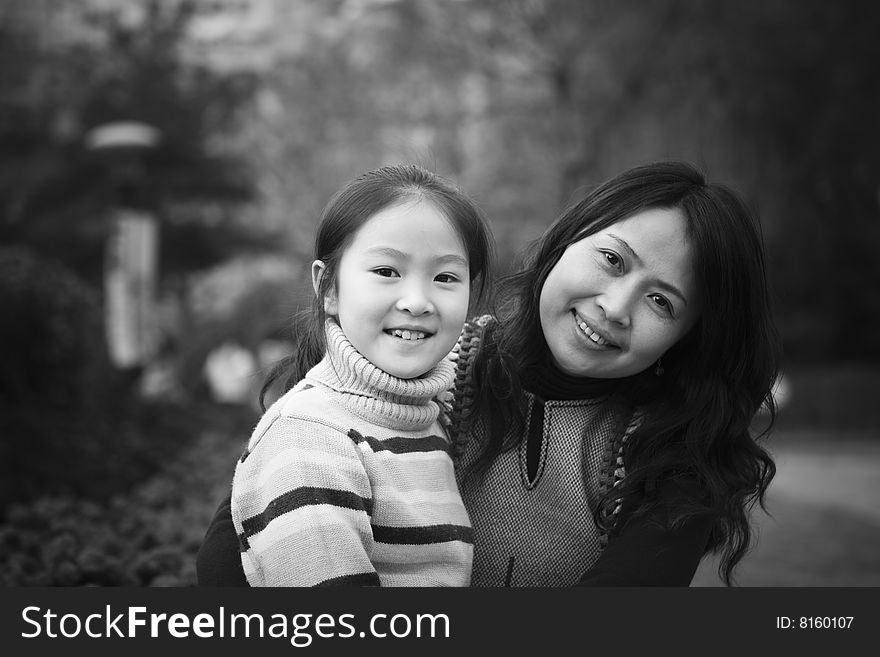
xmin=450 ymin=160 xmax=781 ymax=586
xmin=230 ymin=164 xmax=492 ymax=586
xmin=198 ymin=161 xmax=779 ymax=587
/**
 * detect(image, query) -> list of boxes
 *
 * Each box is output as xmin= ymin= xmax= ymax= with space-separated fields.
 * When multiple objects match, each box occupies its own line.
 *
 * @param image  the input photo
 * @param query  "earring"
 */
xmin=654 ymin=358 xmax=664 ymax=377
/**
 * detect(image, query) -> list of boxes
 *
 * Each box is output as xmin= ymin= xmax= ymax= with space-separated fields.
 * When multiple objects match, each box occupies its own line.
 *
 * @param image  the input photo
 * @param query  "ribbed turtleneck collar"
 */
xmin=523 ymin=349 xmax=621 ymax=401
xmin=304 ymin=319 xmax=454 ymax=431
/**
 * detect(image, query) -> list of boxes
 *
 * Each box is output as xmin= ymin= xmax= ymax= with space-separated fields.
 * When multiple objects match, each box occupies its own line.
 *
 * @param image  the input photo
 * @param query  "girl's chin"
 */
xmin=378 ymin=361 xmax=435 ymax=379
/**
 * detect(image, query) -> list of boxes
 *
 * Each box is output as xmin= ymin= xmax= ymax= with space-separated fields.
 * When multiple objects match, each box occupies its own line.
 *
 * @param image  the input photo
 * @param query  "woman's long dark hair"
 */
xmin=260 ymin=164 xmax=493 ymax=408
xmin=466 ymin=161 xmax=781 ymax=585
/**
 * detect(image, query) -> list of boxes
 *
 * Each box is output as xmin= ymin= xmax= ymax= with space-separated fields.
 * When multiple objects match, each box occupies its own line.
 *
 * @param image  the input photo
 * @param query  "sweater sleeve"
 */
xmin=231 ymin=415 xmax=380 ymax=587
xmin=575 ymin=502 xmax=714 ymax=587
xmin=196 ymin=494 xmax=249 ymax=586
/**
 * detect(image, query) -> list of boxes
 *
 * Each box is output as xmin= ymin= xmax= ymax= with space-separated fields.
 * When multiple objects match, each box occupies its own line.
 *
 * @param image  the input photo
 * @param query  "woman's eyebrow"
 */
xmin=607 ymin=234 xmax=689 ymax=306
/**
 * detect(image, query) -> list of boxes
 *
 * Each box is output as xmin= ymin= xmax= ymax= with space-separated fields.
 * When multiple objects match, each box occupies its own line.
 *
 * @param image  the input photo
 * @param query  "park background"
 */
xmin=1 ymin=0 xmax=878 ymax=587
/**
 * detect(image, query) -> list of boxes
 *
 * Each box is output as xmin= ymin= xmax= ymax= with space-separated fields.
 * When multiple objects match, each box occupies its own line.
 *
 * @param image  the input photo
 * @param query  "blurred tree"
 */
xmin=680 ymin=1 xmax=880 ymax=362
xmin=0 ymin=0 xmax=271 ymax=288
xmin=421 ymin=0 xmax=880 ymax=362
xmin=0 ymin=0 xmax=281 ymax=507
xmin=223 ymin=0 xmax=485 ymax=261
xmin=1 ymin=0 xmax=862 ymax=366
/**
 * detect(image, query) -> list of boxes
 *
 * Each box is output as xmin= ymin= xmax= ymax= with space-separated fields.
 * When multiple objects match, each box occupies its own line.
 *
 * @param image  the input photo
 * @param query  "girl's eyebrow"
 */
xmin=364 ymin=247 xmax=468 ymax=268
xmin=606 ymin=234 xmax=689 ymax=307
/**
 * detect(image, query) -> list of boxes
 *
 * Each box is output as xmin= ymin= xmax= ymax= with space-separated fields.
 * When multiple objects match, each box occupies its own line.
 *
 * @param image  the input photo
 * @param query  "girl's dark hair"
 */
xmin=467 ymin=161 xmax=781 ymax=585
xmin=261 ymin=164 xmax=493 ymax=406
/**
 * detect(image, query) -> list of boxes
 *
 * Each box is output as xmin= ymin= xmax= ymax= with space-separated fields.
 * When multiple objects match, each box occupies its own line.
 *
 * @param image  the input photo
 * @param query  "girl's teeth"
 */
xmin=391 ymin=329 xmax=426 ymax=341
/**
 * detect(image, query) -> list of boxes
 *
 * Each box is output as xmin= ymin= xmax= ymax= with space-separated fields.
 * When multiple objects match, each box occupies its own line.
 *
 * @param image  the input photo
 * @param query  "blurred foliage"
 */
xmin=2 ymin=0 xmax=877 ymax=345
xmin=0 ymin=247 xmax=227 ymax=508
xmin=0 ymin=407 xmax=255 ymax=586
xmin=0 ymin=1 xmax=280 ymax=513
xmin=5 ymin=0 xmax=876 ymax=368
xmin=0 ymin=0 xmax=273 ymax=288
xmin=451 ymin=0 xmax=880 ymax=361
xmin=0 ymin=247 xmax=114 ymax=503
xmin=226 ymin=0 xmax=880 ymax=362
xmin=174 ymin=254 xmax=305 ymax=398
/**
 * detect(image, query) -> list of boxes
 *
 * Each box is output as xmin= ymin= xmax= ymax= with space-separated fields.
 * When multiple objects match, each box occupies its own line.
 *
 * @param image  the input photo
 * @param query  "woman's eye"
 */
xmin=602 ymin=251 xmax=622 ymax=270
xmin=650 ymin=294 xmax=674 ymax=315
xmin=434 ymin=273 xmax=460 ymax=284
xmin=373 ymin=267 xmax=398 ymax=278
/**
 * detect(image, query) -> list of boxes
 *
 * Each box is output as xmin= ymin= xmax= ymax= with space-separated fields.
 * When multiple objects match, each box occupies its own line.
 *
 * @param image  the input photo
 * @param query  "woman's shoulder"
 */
xmin=463 ymin=313 xmax=495 ymax=342
xmin=450 ymin=316 xmax=494 ymax=387
xmin=452 ymin=314 xmax=495 ymax=365
xmin=441 ymin=315 xmax=497 ymax=452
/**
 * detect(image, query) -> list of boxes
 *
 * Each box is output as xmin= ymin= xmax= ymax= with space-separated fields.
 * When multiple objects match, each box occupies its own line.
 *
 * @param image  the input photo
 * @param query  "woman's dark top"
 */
xmin=197 ymin=495 xmax=248 ymax=586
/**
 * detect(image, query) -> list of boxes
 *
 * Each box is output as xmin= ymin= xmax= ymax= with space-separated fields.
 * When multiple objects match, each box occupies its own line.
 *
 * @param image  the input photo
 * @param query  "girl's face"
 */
xmin=538 ymin=207 xmax=700 ymax=379
xmin=315 ymin=198 xmax=470 ymax=379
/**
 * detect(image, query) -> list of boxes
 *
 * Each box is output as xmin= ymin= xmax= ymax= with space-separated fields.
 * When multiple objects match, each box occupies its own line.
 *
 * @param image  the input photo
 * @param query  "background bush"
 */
xmin=0 ymin=404 xmax=254 ymax=587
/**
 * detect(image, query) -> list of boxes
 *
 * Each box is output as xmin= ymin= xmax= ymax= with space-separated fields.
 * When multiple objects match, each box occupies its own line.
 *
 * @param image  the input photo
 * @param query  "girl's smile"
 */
xmin=315 ymin=198 xmax=470 ymax=379
xmin=385 ymin=326 xmax=431 ymax=341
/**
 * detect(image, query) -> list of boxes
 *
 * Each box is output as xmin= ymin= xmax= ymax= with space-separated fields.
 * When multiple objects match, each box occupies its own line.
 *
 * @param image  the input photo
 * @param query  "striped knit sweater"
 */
xmin=230 ymin=319 xmax=473 ymax=587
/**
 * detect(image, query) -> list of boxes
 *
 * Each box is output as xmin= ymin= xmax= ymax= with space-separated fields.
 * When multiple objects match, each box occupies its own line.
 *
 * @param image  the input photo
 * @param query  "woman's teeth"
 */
xmin=390 ymin=329 xmax=427 ymax=341
xmin=577 ymin=321 xmax=608 ymax=346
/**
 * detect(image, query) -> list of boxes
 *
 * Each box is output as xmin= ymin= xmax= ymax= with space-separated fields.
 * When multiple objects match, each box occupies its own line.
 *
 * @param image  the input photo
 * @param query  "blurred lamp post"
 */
xmin=84 ymin=121 xmax=162 ymax=371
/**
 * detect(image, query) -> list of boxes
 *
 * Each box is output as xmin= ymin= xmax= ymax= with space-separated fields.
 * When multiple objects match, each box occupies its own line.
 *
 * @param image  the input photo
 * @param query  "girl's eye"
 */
xmin=602 ymin=251 xmax=623 ymax=271
xmin=373 ymin=267 xmax=398 ymax=278
xmin=434 ymin=273 xmax=460 ymax=284
xmin=650 ymin=294 xmax=674 ymax=316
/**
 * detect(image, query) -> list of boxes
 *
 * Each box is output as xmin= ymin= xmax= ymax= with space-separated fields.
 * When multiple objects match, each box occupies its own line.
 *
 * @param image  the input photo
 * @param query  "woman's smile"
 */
xmin=572 ymin=310 xmax=620 ymax=349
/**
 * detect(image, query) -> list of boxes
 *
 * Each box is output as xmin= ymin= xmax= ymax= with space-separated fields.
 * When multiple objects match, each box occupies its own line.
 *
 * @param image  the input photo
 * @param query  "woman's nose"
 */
xmin=596 ymin=283 xmax=632 ymax=327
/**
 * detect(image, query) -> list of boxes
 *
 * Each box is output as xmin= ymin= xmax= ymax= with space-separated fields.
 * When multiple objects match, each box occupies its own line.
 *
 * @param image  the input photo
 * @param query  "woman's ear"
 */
xmin=311 ymin=260 xmax=338 ymax=315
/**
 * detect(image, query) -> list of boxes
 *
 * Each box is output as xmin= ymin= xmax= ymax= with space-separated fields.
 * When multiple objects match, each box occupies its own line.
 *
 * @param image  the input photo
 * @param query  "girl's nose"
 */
xmin=395 ymin=282 xmax=434 ymax=315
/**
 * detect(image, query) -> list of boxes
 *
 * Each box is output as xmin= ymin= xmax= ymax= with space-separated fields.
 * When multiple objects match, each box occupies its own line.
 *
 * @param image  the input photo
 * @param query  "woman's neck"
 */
xmin=523 ymin=345 xmax=620 ymax=401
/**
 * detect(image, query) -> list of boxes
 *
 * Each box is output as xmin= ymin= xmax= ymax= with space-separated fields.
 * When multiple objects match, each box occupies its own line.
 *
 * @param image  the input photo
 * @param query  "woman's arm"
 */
xmin=577 ymin=490 xmax=714 ymax=587
xmin=196 ymin=494 xmax=248 ymax=586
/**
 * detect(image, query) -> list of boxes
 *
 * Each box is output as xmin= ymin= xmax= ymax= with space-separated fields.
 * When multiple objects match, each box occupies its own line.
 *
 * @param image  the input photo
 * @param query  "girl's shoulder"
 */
xmin=242 ymin=384 xmax=352 ymax=457
xmin=274 ymin=379 xmax=327 ymax=414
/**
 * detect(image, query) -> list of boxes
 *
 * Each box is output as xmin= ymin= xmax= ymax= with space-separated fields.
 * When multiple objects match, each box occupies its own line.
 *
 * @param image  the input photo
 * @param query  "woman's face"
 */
xmin=538 ymin=207 xmax=700 ymax=378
